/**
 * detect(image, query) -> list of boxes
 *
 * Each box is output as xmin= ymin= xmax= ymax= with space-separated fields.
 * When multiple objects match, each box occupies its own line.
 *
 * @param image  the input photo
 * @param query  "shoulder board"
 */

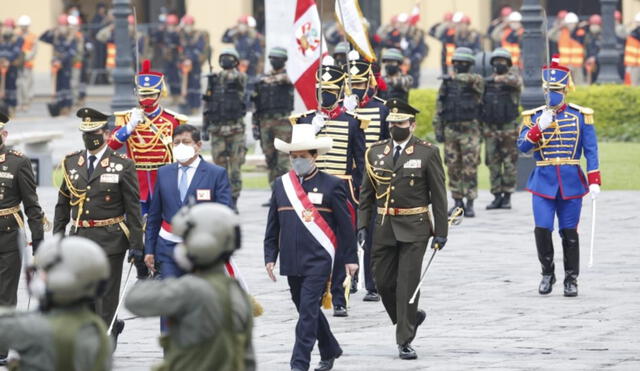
xmin=289 ymin=110 xmax=316 ymax=125
xmin=373 ymin=96 xmax=386 ymax=104
xmin=113 ymin=110 xmax=131 ymax=127
xmin=65 ymin=150 xmax=83 ymax=158
xmin=520 ymin=105 xmax=545 ymax=117
xmin=415 ymin=140 xmax=433 ymax=147
xmin=371 ymin=139 xmax=391 ymax=147
xmin=569 ymin=103 xmax=594 ymax=124
xmin=112 ymin=152 xmax=129 ymax=160
xmin=8 ymin=149 xmax=24 ymax=157
xmin=163 ymin=108 xmax=189 ymax=124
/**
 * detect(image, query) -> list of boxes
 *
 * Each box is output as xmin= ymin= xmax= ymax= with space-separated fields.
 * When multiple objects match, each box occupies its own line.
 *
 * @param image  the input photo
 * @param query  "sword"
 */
xmin=335 ymin=0 xmax=353 ymax=94
xmin=408 ymin=207 xmax=463 ymax=304
xmin=133 ymin=6 xmax=140 ymax=75
xmin=588 ymin=198 xmax=596 ymax=268
xmin=107 ymin=261 xmax=134 ymax=335
xmin=316 ymin=0 xmax=325 ymax=111
xmin=541 ymin=9 xmax=551 ymax=108
xmin=357 ymin=239 xmax=364 ymax=291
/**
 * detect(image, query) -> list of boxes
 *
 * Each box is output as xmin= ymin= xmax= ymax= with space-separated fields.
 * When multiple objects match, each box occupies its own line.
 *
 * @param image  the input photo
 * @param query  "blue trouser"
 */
xmin=157 ymin=237 xmax=185 ymax=333
xmin=532 ymin=194 xmax=583 ymax=231
xmin=288 ymin=275 xmax=342 ymax=371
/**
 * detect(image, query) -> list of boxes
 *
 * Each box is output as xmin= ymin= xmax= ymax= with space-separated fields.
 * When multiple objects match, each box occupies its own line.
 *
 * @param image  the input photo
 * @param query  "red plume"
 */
xmin=550 ymin=54 xmax=560 ymax=66
xmin=141 ymin=59 xmax=151 ymax=74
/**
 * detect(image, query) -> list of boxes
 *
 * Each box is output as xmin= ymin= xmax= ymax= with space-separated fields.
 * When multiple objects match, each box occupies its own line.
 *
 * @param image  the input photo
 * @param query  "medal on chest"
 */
xmin=301 ymin=209 xmax=314 ymax=223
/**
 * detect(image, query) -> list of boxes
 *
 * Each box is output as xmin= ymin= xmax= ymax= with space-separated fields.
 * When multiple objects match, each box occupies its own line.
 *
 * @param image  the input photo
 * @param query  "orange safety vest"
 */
xmin=558 ymin=28 xmax=584 ymax=67
xmin=73 ymin=31 xmax=83 ymax=69
xmin=21 ymin=33 xmax=36 ymax=69
xmin=501 ymin=27 xmax=523 ymax=67
xmin=106 ymin=42 xmax=116 ymax=68
xmin=445 ymin=28 xmax=456 ymax=66
xmin=624 ymin=35 xmax=640 ymax=67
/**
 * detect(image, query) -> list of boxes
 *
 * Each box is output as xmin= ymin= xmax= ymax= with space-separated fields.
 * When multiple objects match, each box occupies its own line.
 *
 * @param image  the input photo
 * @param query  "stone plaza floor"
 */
xmin=4 ymin=187 xmax=640 ymax=370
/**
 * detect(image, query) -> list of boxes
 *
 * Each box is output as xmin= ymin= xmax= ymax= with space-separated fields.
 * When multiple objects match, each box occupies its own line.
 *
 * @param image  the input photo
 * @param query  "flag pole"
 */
xmin=317 ymin=0 xmax=324 ymax=112
xmin=336 ymin=0 xmax=352 ymax=94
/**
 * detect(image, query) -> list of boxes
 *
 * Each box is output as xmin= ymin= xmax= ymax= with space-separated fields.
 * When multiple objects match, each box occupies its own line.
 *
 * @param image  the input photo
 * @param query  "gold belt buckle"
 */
xmin=82 ymin=220 xmax=91 ymax=227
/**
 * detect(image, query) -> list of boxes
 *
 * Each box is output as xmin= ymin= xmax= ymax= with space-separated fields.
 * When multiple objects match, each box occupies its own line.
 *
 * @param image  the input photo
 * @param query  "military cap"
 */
xmin=451 ymin=47 xmax=475 ymax=64
xmin=385 ymin=98 xmax=419 ymax=123
xmin=381 ymin=48 xmax=404 ymax=62
xmin=0 ymin=111 xmax=8 ymax=129
xmin=136 ymin=59 xmax=167 ymax=97
xmin=268 ymin=46 xmax=288 ymax=59
xmin=490 ymin=47 xmax=512 ymax=66
xmin=77 ymin=107 xmax=110 ymax=132
xmin=334 ymin=41 xmax=350 ymax=55
xmin=346 ymin=50 xmax=372 ymax=83
xmin=317 ymin=57 xmax=346 ymax=90
xmin=220 ymin=47 xmax=240 ymax=60
xmin=542 ymin=53 xmax=572 ymax=90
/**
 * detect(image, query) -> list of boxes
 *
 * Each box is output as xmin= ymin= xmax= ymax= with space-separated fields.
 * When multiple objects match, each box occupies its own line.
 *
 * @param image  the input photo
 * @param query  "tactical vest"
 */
xmin=356 ymin=105 xmax=384 ymax=147
xmin=254 ymin=79 xmax=294 ymax=118
xmin=202 ymin=72 xmax=246 ymax=124
xmin=316 ymin=119 xmax=351 ymax=176
xmin=158 ymin=273 xmax=251 ymax=371
xmin=481 ymin=80 xmax=520 ymax=125
xmin=440 ymin=79 xmax=480 ymax=123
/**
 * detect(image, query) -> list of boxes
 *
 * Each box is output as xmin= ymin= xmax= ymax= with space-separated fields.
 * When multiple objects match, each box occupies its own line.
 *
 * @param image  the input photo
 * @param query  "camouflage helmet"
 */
xmin=220 ymin=47 xmax=240 ymax=61
xmin=171 ymin=203 xmax=241 ymax=270
xmin=268 ymin=46 xmax=288 ymax=60
xmin=34 ymin=235 xmax=109 ymax=306
xmin=451 ymin=47 xmax=475 ymax=64
xmin=490 ymin=47 xmax=513 ymax=66
xmin=334 ymin=41 xmax=350 ymax=55
xmin=381 ymin=48 xmax=404 ymax=62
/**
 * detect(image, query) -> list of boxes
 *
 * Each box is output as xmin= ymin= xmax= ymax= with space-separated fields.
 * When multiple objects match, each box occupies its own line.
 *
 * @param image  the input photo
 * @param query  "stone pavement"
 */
xmin=4 ymin=187 xmax=640 ymax=370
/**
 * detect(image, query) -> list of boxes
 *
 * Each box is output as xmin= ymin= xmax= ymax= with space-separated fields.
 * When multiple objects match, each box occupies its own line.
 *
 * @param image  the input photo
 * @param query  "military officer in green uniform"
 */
xmin=358 ymin=99 xmax=449 ymax=360
xmin=126 ymin=203 xmax=255 ymax=371
xmin=0 ymin=110 xmax=47 ymax=366
xmin=53 ymin=108 xmax=144 ymax=343
xmin=0 ymin=236 xmax=112 ymax=370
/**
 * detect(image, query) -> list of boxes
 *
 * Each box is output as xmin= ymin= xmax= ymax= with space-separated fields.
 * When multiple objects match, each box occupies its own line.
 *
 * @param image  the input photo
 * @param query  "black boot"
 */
xmin=448 ymin=199 xmax=464 ymax=215
xmin=464 ymin=199 xmax=475 ymax=217
xmin=561 ymin=229 xmax=580 ymax=297
xmin=486 ymin=193 xmax=503 ymax=210
xmin=534 ymin=227 xmax=555 ymax=295
xmin=499 ymin=193 xmax=512 ymax=209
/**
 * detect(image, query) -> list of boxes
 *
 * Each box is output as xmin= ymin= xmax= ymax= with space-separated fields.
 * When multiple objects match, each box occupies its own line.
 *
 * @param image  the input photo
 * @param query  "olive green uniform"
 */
xmin=125 ymin=265 xmax=255 ymax=371
xmin=53 ymin=150 xmax=143 ymax=326
xmin=358 ymin=135 xmax=448 ymax=346
xmin=0 ymin=306 xmax=112 ymax=371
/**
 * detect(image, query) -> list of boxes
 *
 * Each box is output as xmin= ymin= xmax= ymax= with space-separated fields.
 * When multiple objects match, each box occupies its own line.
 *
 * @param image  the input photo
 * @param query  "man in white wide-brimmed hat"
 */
xmin=264 ymin=123 xmax=359 ymax=371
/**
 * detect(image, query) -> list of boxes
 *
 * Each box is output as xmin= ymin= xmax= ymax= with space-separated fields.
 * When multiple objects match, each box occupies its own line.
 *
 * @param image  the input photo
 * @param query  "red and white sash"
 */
xmin=282 ymin=170 xmax=337 ymax=265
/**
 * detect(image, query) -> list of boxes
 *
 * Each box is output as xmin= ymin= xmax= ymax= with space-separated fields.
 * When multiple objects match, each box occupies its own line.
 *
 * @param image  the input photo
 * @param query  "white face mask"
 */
xmin=173 ymin=143 xmax=196 ymax=163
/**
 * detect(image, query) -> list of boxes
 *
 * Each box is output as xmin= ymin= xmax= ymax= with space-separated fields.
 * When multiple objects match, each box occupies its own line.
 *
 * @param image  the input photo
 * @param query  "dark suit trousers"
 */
xmin=364 ymin=213 xmax=378 ymax=292
xmin=371 ymin=240 xmax=426 ymax=346
xmin=157 ymin=237 xmax=185 ymax=333
xmin=94 ymin=253 xmax=125 ymax=327
xmin=288 ymin=275 xmax=342 ymax=371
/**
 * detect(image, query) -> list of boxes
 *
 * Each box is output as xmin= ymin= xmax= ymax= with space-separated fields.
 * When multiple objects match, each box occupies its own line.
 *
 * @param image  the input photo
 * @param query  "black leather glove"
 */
xmin=128 ymin=248 xmax=144 ymax=264
xmin=128 ymin=249 xmax=149 ymax=279
xmin=32 ymin=239 xmax=43 ymax=254
xmin=201 ymin=129 xmax=210 ymax=142
xmin=357 ymin=228 xmax=367 ymax=248
xmin=431 ymin=236 xmax=447 ymax=250
xmin=252 ymin=125 xmax=260 ymax=141
xmin=435 ymin=133 xmax=445 ymax=143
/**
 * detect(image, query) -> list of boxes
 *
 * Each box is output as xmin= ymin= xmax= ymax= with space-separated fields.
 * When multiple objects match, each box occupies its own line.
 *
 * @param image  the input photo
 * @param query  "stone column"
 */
xmin=597 ymin=0 xmax=623 ymax=83
xmin=110 ymin=0 xmax=137 ymax=111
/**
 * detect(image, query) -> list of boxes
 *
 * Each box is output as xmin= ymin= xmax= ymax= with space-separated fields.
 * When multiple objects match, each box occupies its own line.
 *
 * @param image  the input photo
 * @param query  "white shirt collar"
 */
xmin=86 ymin=145 xmax=108 ymax=167
xmin=179 ymin=156 xmax=201 ymax=171
xmin=392 ymin=135 xmax=412 ymax=155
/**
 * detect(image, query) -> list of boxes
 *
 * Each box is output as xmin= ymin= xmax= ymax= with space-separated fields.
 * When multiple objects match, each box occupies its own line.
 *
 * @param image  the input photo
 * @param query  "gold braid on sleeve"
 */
xmin=60 ymin=159 xmax=87 ymax=232
xmin=364 ymin=146 xmax=393 ymax=225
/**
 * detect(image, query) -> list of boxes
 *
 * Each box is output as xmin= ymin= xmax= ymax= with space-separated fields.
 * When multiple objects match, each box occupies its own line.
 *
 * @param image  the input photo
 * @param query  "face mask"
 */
xmin=173 ymin=244 xmax=194 ymax=272
xmin=320 ymin=90 xmax=339 ymax=109
xmin=139 ymin=97 xmax=158 ymax=110
xmin=390 ymin=126 xmax=411 ymax=142
xmin=385 ymin=64 xmax=399 ymax=75
xmin=173 ymin=143 xmax=196 ymax=163
xmin=545 ymin=90 xmax=565 ymax=107
xmin=493 ymin=63 xmax=509 ymax=75
xmin=270 ymin=58 xmax=285 ymax=71
xmin=334 ymin=55 xmax=347 ymax=66
xmin=82 ymin=132 xmax=105 ymax=151
xmin=291 ymin=157 xmax=315 ymax=176
xmin=352 ymin=87 xmax=367 ymax=101
xmin=220 ymin=56 xmax=237 ymax=70
xmin=453 ymin=63 xmax=471 ymax=74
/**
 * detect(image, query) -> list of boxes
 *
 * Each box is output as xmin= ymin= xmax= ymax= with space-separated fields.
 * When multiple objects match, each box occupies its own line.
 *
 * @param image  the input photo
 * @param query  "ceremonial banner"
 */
xmin=334 ymin=0 xmax=376 ymax=61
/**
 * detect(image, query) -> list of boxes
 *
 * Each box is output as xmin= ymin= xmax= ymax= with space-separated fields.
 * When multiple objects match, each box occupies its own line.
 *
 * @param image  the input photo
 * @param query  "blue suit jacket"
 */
xmin=145 ymin=157 xmax=233 ymax=255
xmin=264 ymin=170 xmax=357 ymax=277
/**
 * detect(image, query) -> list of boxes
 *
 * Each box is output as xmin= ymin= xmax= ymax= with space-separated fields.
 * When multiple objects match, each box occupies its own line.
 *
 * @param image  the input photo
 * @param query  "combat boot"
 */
xmin=560 ymin=229 xmax=580 ymax=297
xmin=535 ymin=227 xmax=556 ymax=294
xmin=486 ymin=193 xmax=503 ymax=210
xmin=464 ymin=199 xmax=475 ymax=218
xmin=500 ymin=193 xmax=512 ymax=209
xmin=448 ymin=199 xmax=464 ymax=215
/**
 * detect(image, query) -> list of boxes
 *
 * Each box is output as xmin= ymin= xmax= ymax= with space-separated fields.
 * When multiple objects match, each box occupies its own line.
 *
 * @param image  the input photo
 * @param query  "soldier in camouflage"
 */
xmin=433 ymin=47 xmax=484 ymax=217
xmin=481 ymin=48 xmax=522 ymax=210
xmin=202 ymin=47 xmax=248 ymax=207
xmin=252 ymin=46 xmax=294 ymax=203
xmin=380 ymin=48 xmax=414 ymax=102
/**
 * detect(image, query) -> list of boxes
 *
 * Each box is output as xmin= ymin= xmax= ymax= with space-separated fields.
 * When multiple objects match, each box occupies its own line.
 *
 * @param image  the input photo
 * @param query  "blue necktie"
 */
xmin=179 ymin=165 xmax=190 ymax=202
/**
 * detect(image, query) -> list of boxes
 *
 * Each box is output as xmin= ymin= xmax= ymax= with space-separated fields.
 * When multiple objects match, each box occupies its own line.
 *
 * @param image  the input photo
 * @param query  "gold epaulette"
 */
xmin=520 ymin=105 xmax=545 ymax=128
xmin=345 ymin=111 xmax=371 ymax=130
xmin=164 ymin=108 xmax=189 ymax=124
xmin=113 ymin=110 xmax=131 ymax=127
xmin=65 ymin=150 xmax=83 ymax=158
xmin=8 ymin=149 xmax=24 ymax=157
xmin=289 ymin=110 xmax=316 ymax=126
xmin=568 ymin=103 xmax=594 ymax=124
xmin=370 ymin=138 xmax=391 ymax=147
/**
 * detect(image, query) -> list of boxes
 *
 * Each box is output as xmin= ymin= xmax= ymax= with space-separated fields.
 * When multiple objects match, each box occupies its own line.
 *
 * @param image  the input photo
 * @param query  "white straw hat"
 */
xmin=275 ymin=124 xmax=333 ymax=155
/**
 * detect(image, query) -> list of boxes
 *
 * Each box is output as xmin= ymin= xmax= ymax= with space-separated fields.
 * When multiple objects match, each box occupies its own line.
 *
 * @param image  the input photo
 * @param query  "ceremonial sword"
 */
xmin=588 ymin=197 xmax=596 ymax=268
xmin=107 ymin=261 xmax=134 ymax=335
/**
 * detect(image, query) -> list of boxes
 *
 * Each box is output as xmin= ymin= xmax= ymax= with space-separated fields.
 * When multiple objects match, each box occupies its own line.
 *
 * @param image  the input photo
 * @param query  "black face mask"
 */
xmin=493 ymin=63 xmax=509 ymax=75
xmin=82 ymin=132 xmax=105 ymax=151
xmin=390 ymin=126 xmax=411 ymax=142
xmin=320 ymin=90 xmax=339 ymax=109
xmin=352 ymin=87 xmax=367 ymax=101
xmin=453 ymin=62 xmax=471 ymax=74
xmin=270 ymin=58 xmax=286 ymax=71
xmin=385 ymin=64 xmax=399 ymax=75
xmin=220 ymin=56 xmax=237 ymax=70
xmin=2 ymin=34 xmax=11 ymax=42
xmin=334 ymin=55 xmax=347 ymax=67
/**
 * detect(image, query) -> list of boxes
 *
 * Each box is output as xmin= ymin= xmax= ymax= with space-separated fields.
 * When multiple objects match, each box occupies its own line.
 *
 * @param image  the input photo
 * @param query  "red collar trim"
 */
xmin=321 ymin=105 xmax=344 ymax=120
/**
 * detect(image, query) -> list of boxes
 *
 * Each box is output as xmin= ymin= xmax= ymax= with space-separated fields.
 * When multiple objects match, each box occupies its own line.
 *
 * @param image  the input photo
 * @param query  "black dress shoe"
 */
xmin=363 ymin=291 xmax=380 ymax=302
xmin=398 ymin=344 xmax=417 ymax=360
xmin=111 ymin=319 xmax=125 ymax=352
xmin=410 ymin=309 xmax=427 ymax=342
xmin=350 ymin=279 xmax=358 ymax=294
xmin=333 ymin=306 xmax=348 ymax=317
xmin=538 ymin=274 xmax=556 ymax=295
xmin=314 ymin=349 xmax=342 ymax=371
xmin=564 ymin=280 xmax=578 ymax=297
xmin=486 ymin=193 xmax=503 ymax=210
xmin=499 ymin=193 xmax=512 ymax=209
xmin=464 ymin=199 xmax=475 ymax=217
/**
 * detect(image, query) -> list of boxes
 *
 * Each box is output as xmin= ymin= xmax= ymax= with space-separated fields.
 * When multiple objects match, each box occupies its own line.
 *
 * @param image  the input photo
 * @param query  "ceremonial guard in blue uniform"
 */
xmin=264 ymin=123 xmax=358 ymax=371
xmin=291 ymin=57 xmax=366 ymax=316
xmin=518 ymin=54 xmax=601 ymax=297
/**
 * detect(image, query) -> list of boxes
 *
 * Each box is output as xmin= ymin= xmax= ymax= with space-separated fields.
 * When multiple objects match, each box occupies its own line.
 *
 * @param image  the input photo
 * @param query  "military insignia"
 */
xmin=70 ymin=169 xmax=77 ymax=174
xmin=410 ymin=179 xmax=414 ymax=186
xmin=301 ymin=209 xmax=314 ymax=223
xmin=313 ymin=187 xmax=318 ymax=192
xmin=105 ymin=195 xmax=111 ymax=202
xmin=106 ymin=168 xmax=112 ymax=172
xmin=380 ymin=160 xmax=384 ymax=165
xmin=115 ymin=164 xmax=123 ymax=171
xmin=78 ymin=156 xmax=85 ymax=166
xmin=383 ymin=146 xmax=391 ymax=155
xmin=0 ymin=194 xmax=3 ymax=200
xmin=1 ymin=166 xmax=6 ymax=171
xmin=101 ymin=158 xmax=109 ymax=168
xmin=377 ymin=154 xmax=384 ymax=159
xmin=406 ymin=145 xmax=414 ymax=155
xmin=0 ymin=154 xmax=5 ymax=163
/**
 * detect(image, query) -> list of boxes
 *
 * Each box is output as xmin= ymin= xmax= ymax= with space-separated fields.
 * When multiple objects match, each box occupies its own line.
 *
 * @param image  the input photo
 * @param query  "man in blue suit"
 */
xmin=264 ymin=123 xmax=359 ymax=371
xmin=144 ymin=124 xmax=233 ymax=282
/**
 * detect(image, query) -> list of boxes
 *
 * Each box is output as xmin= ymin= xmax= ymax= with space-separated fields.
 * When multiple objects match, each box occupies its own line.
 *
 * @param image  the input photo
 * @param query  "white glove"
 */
xmin=589 ymin=184 xmax=601 ymax=200
xmin=538 ymin=109 xmax=554 ymax=131
xmin=400 ymin=37 xmax=409 ymax=50
xmin=126 ymin=108 xmax=144 ymax=134
xmin=343 ymin=94 xmax=359 ymax=112
xmin=311 ymin=114 xmax=326 ymax=134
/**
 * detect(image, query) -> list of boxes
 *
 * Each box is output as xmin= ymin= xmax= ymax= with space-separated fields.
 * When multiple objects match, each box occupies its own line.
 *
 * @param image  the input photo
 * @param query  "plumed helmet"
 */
xmin=490 ymin=47 xmax=512 ymax=66
xmin=34 ymin=236 xmax=109 ymax=306
xmin=136 ymin=59 xmax=167 ymax=97
xmin=171 ymin=203 xmax=241 ymax=269
xmin=452 ymin=47 xmax=475 ymax=63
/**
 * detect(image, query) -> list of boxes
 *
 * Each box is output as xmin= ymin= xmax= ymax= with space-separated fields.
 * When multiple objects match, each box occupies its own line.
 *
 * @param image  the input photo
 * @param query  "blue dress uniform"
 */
xmin=264 ymin=168 xmax=357 ymax=371
xmin=517 ymin=56 xmax=601 ymax=296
